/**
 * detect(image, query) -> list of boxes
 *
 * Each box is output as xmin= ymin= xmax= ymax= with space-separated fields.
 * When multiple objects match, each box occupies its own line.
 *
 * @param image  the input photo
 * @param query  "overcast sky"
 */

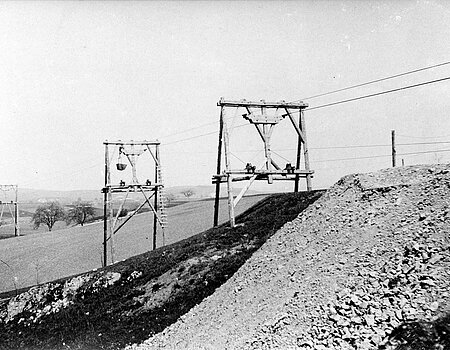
xmin=1 ymin=0 xmax=450 ymax=193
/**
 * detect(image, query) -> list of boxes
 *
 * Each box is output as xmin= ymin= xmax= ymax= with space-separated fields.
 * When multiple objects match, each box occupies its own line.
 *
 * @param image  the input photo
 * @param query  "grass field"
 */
xmin=0 ymin=195 xmax=267 ymax=294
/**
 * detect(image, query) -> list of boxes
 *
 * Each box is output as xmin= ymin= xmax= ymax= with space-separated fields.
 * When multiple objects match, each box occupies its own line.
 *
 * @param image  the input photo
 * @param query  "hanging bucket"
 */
xmin=117 ymin=147 xmax=127 ymax=170
xmin=116 ymin=163 xmax=127 ymax=171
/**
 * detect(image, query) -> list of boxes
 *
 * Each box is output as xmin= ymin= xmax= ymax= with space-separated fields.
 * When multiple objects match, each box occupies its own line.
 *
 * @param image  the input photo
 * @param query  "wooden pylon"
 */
xmin=102 ymin=140 xmax=167 ymax=267
xmin=212 ymin=98 xmax=314 ymax=228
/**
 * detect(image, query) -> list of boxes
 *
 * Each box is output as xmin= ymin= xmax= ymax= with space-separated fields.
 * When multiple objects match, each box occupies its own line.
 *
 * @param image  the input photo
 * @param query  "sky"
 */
xmin=1 ymin=0 xmax=450 ymax=194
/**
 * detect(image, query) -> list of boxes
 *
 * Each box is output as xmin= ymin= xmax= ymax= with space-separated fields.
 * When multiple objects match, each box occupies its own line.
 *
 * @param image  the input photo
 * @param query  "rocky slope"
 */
xmin=0 ymin=192 xmax=323 ymax=350
xmin=130 ymin=164 xmax=450 ymax=350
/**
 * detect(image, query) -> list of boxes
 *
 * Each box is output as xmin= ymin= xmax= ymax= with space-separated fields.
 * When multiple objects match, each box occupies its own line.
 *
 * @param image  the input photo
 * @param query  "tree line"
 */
xmin=31 ymin=201 xmax=104 ymax=232
xmin=32 ymin=189 xmax=197 ymax=232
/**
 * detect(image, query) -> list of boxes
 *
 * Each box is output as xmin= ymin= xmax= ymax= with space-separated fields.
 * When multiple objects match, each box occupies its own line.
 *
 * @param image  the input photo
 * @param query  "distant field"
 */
xmin=0 ymin=195 xmax=268 ymax=293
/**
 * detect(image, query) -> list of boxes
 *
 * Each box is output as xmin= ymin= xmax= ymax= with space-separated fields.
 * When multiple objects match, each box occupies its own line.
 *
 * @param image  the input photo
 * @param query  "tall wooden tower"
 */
xmin=102 ymin=140 xmax=167 ymax=266
xmin=0 ymin=185 xmax=19 ymax=237
xmin=212 ymin=98 xmax=314 ymax=228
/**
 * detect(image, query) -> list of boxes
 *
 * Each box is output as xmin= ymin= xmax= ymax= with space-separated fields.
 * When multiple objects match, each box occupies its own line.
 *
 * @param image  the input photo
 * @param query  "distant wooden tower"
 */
xmin=212 ymin=98 xmax=314 ymax=228
xmin=0 ymin=185 xmax=19 ymax=237
xmin=102 ymin=140 xmax=167 ymax=267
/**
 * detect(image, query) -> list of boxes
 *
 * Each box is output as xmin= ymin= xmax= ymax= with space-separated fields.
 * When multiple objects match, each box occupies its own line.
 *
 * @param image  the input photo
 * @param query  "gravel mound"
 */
xmin=129 ymin=165 xmax=450 ymax=350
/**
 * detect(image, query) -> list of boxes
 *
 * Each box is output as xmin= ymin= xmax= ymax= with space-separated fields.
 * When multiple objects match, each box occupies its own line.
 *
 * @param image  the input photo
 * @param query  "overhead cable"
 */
xmin=292 ymin=60 xmax=450 ymax=102
xmin=305 ymin=76 xmax=450 ymax=111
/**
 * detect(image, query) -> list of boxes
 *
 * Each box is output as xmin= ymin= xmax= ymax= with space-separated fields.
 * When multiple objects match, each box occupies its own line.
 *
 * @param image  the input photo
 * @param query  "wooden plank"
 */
xmin=112 ymin=190 xmax=158 ymax=236
xmin=213 ymin=173 xmax=313 ymax=183
xmin=254 ymin=124 xmax=266 ymax=142
xmin=222 ymin=114 xmax=235 ymax=227
xmin=233 ymin=175 xmax=257 ymax=207
xmin=146 ymin=145 xmax=160 ymax=166
xmin=285 ymin=109 xmax=305 ymax=143
xmin=222 ymin=169 xmax=314 ymax=175
xmin=271 ymin=158 xmax=281 ymax=170
xmin=104 ymin=140 xmax=160 ymax=146
xmin=112 ymin=199 xmax=148 ymax=236
xmin=243 ymin=113 xmax=284 ymax=124
xmin=218 ymin=98 xmax=308 ymax=109
xmin=139 ymin=188 xmax=164 ymax=226
xmin=105 ymin=184 xmax=163 ymax=193
xmin=111 ymin=187 xmax=130 ymax=232
xmin=300 ymin=110 xmax=312 ymax=191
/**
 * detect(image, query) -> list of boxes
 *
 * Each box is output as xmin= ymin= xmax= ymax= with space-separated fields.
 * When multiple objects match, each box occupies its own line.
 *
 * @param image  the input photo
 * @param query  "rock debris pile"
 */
xmin=129 ymin=165 xmax=450 ymax=350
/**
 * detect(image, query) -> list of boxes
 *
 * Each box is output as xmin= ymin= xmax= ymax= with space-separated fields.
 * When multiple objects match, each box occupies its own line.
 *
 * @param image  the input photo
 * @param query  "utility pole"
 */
xmin=103 ymin=142 xmax=109 ymax=267
xmin=391 ymin=130 xmax=396 ymax=167
xmin=213 ymin=107 xmax=224 ymax=227
xmin=14 ymin=187 xmax=19 ymax=237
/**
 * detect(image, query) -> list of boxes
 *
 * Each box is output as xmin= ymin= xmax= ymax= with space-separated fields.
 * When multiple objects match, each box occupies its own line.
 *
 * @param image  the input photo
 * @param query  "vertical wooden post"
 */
xmin=222 ymin=115 xmax=235 ymax=227
xmin=262 ymin=125 xmax=274 ymax=184
xmin=300 ymin=110 xmax=312 ymax=191
xmin=109 ymin=166 xmax=115 ymax=264
xmin=391 ymin=130 xmax=396 ymax=167
xmin=294 ymin=113 xmax=303 ymax=192
xmin=213 ymin=106 xmax=224 ymax=227
xmin=153 ymin=144 xmax=159 ymax=250
xmin=14 ymin=186 xmax=19 ymax=236
xmin=103 ymin=142 xmax=109 ymax=267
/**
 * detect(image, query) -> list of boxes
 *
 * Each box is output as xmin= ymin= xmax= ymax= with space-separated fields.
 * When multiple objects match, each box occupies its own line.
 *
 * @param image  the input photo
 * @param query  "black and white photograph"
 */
xmin=0 ymin=1 xmax=449 ymax=349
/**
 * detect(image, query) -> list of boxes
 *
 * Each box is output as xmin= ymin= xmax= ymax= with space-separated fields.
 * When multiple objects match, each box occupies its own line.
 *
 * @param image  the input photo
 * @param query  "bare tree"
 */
xmin=31 ymin=201 xmax=66 ymax=231
xmin=66 ymin=201 xmax=96 ymax=226
xmin=181 ymin=189 xmax=195 ymax=199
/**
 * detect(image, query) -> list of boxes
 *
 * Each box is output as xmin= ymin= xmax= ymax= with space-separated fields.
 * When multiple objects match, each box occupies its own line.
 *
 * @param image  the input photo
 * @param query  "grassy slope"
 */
xmin=0 ymin=191 xmax=324 ymax=350
xmin=0 ymin=195 xmax=266 ymax=294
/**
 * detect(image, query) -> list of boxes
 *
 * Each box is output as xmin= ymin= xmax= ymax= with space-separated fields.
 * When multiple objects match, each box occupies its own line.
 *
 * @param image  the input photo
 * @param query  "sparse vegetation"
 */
xmin=31 ymin=201 xmax=66 ymax=232
xmin=65 ymin=201 xmax=95 ymax=227
xmin=181 ymin=189 xmax=194 ymax=199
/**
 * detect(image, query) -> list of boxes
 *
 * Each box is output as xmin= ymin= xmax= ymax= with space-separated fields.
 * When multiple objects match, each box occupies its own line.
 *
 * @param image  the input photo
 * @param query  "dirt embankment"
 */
xmin=0 ymin=192 xmax=323 ymax=350
xmin=130 ymin=165 xmax=450 ymax=350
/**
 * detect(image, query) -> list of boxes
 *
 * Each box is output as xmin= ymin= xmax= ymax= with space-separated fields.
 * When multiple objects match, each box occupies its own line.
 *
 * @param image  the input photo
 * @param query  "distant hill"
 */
xmin=17 ymin=188 xmax=102 ymax=205
xmin=17 ymin=185 xmax=265 ymax=204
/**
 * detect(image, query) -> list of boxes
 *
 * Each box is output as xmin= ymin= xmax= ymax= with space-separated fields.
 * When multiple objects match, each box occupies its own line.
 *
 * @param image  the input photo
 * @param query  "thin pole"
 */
xmin=213 ymin=106 xmax=224 ymax=227
xmin=14 ymin=186 xmax=19 ymax=236
xmin=153 ymin=144 xmax=159 ymax=250
xmin=300 ymin=110 xmax=312 ymax=191
xmin=391 ymin=130 xmax=396 ymax=167
xmin=103 ymin=143 xmax=109 ymax=267
xmin=294 ymin=113 xmax=303 ymax=192
xmin=109 ymin=164 xmax=114 ymax=263
xmin=222 ymin=114 xmax=235 ymax=227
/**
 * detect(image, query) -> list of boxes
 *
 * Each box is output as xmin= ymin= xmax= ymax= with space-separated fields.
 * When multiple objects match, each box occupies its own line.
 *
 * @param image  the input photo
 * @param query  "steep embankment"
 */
xmin=0 ymin=191 xmax=323 ymax=350
xmin=131 ymin=165 xmax=450 ymax=350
